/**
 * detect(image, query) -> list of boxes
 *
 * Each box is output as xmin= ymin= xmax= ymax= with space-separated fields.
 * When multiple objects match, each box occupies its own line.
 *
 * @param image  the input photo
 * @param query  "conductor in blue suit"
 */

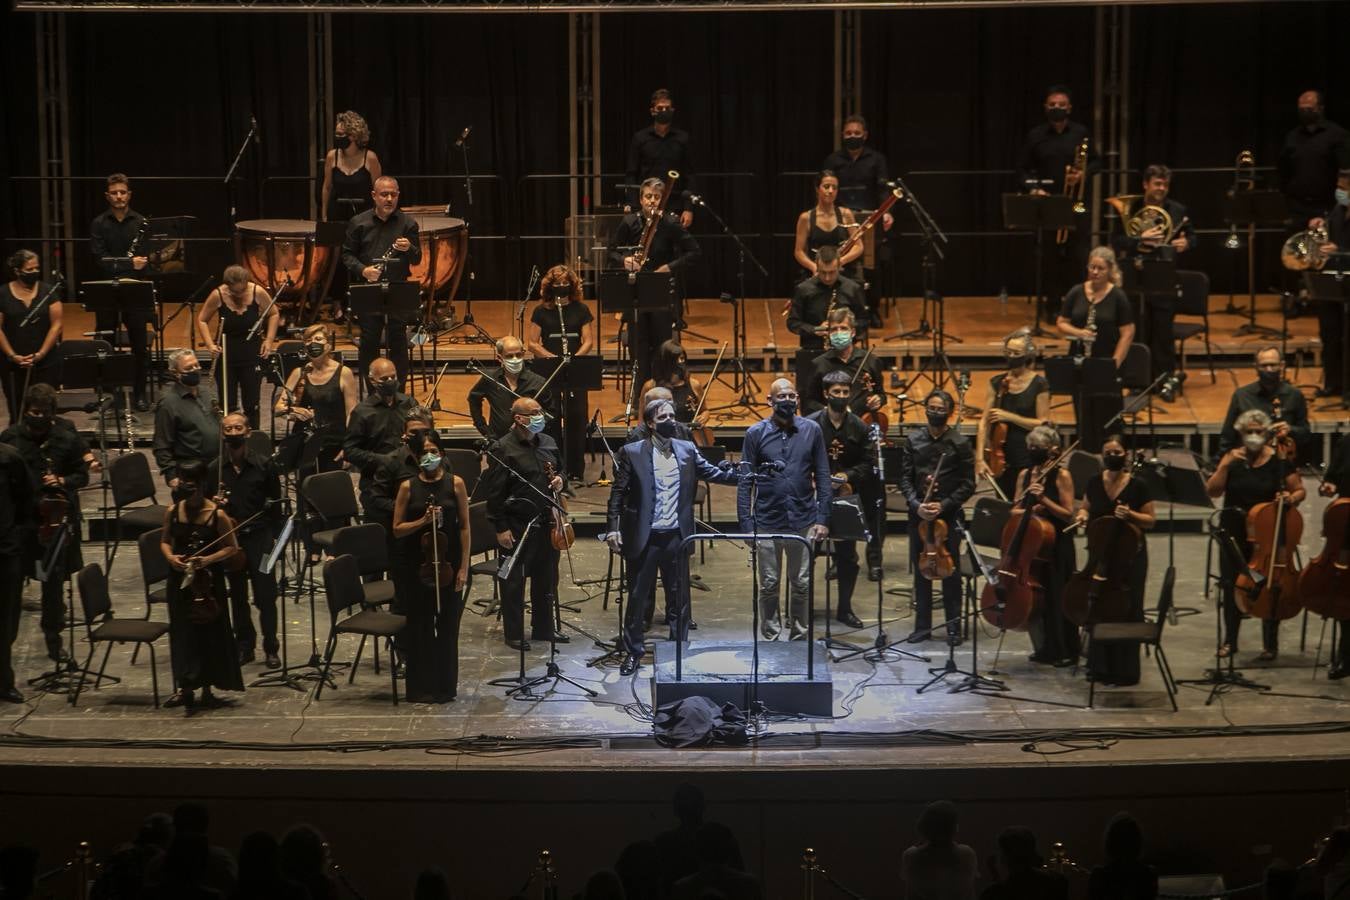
xmin=607 ymin=398 xmax=739 ymax=675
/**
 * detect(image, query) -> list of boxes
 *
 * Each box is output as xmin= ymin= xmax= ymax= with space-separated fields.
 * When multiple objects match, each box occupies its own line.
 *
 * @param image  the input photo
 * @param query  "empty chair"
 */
xmin=1173 ymin=270 xmax=1216 ymax=385
xmin=300 ymin=470 xmax=359 ymax=552
xmin=466 ymin=501 xmax=502 ymax=616
xmin=107 ymin=453 xmax=169 ymax=573
xmin=72 ymin=564 xmax=170 ymax=708
xmin=443 ymin=449 xmax=483 ymax=499
xmin=1087 ymin=567 xmax=1179 ymax=711
xmin=131 ymin=528 xmax=172 ymax=665
xmin=317 ymin=554 xmax=406 ymax=705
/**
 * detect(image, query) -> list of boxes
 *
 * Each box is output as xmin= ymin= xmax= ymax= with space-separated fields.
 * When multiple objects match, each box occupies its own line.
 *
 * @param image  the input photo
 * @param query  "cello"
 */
xmin=1063 ymin=498 xmax=1140 ymax=627
xmin=979 ymin=441 xmax=1078 ymax=631
xmin=1297 ymin=483 xmax=1350 ymax=619
xmin=1235 ymin=449 xmax=1303 ymax=622
xmin=915 ymin=451 xmax=956 ymax=580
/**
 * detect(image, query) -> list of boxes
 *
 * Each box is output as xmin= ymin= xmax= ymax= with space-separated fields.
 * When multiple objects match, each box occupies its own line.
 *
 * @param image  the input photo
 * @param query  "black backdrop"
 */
xmin=2 ymin=2 xmax=1349 ymax=301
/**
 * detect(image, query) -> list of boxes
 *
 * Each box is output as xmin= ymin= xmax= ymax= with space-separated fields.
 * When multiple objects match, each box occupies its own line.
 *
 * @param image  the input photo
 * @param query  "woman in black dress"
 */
xmin=794 ymin=170 xmax=864 ymax=281
xmin=1056 ymin=247 xmax=1134 ymax=453
xmin=274 ymin=322 xmax=359 ymax=474
xmin=639 ymin=340 xmax=703 ymax=426
xmin=0 ymin=249 xmax=63 ymax=423
xmin=1204 ymin=409 xmax=1305 ymax=660
xmin=159 ymin=460 xmax=246 ymax=712
xmin=196 ymin=265 xmax=278 ymax=428
xmin=1073 ymin=434 xmax=1157 ymax=686
xmin=320 ymin=111 xmax=383 ymax=321
xmin=527 ymin=265 xmax=595 ymax=483
xmin=392 ymin=430 xmax=471 ymax=703
xmin=1015 ymin=425 xmax=1079 ymax=666
xmin=976 ymin=329 xmax=1050 ymax=501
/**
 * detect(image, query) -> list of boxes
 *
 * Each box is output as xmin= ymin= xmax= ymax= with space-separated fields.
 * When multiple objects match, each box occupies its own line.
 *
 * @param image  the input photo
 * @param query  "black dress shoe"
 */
xmin=506 ymin=638 xmax=531 ymax=652
xmin=0 ymin=687 xmax=25 ymax=704
xmin=46 ymin=644 xmax=70 ymax=665
xmin=1328 ymin=665 xmax=1349 ymax=681
xmin=531 ymin=630 xmax=569 ymax=644
xmin=238 ymin=647 xmax=256 ymax=665
xmin=134 ymin=397 xmax=150 ymax=412
xmin=265 ymin=652 xmax=281 ymax=670
xmin=836 ymin=611 xmax=864 ymax=629
xmin=620 ymin=653 xmax=642 ymax=676
xmin=868 ymin=566 xmax=882 ymax=582
xmin=163 ymin=690 xmax=185 ymax=708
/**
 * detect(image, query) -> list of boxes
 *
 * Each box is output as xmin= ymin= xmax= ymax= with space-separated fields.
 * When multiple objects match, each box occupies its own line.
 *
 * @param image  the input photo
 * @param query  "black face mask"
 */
xmin=1298 ymin=109 xmax=1322 ymax=127
xmin=1257 ymin=370 xmax=1281 ymax=391
xmin=334 ymin=135 xmax=352 ymax=150
xmin=653 ymin=109 xmax=674 ymax=125
xmin=1027 ymin=447 xmax=1051 ymax=466
xmin=1103 ymin=453 xmax=1127 ymax=472
xmin=827 ymin=396 xmax=849 ymax=413
xmin=1046 ymin=107 xmax=1070 ymax=123
xmin=773 ymin=399 xmax=798 ymax=419
xmin=926 ymin=410 xmax=949 ymax=429
xmin=17 ymin=271 xmax=40 ymax=288
xmin=179 ymin=370 xmax=202 ymax=388
xmin=224 ymin=434 xmax=247 ymax=449
xmin=375 ymin=379 xmax=398 ymax=397
xmin=549 ymin=285 xmax=571 ymax=302
xmin=653 ymin=420 xmax=678 ymax=439
xmin=24 ymin=414 xmax=52 ymax=435
xmin=172 ymin=484 xmax=198 ymax=503
xmin=842 ymin=135 xmax=864 ymax=152
xmin=306 ymin=341 xmax=327 ymax=359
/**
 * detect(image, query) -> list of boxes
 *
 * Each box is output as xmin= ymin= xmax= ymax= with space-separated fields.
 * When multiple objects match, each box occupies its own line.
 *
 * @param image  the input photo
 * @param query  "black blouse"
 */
xmin=531 ymin=301 xmax=593 ymax=358
xmin=0 ymin=282 xmax=57 ymax=356
xmin=990 ymin=372 xmax=1048 ymax=470
xmin=1084 ymin=473 xmax=1151 ymax=519
xmin=1059 ymin=284 xmax=1133 ymax=359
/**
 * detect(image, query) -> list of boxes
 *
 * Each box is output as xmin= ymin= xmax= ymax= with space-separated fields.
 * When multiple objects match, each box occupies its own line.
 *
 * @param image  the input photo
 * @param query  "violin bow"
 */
xmin=691 ymin=342 xmax=728 ymax=425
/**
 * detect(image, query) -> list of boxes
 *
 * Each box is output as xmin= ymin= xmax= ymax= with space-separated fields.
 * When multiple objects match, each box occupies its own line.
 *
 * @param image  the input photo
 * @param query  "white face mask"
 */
xmin=502 ymin=357 xmax=525 ymax=375
xmin=1243 ymin=433 xmax=1266 ymax=452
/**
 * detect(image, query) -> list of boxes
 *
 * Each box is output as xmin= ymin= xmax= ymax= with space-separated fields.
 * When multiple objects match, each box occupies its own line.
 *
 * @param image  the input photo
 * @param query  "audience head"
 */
xmin=137 ymin=812 xmax=175 ymax=850
xmin=673 ymin=783 xmax=706 ymax=827
xmin=998 ymin=826 xmax=1043 ymax=872
xmin=237 ymin=831 xmax=285 ymax=886
xmin=581 ymin=869 xmax=626 ymax=900
xmin=279 ymin=824 xmax=329 ymax=880
xmin=615 ymin=840 xmax=661 ymax=900
xmin=694 ymin=822 xmax=742 ymax=868
xmin=413 ymin=866 xmax=454 ymax=900
xmin=1103 ymin=812 xmax=1144 ymax=864
xmin=916 ymin=800 xmax=960 ymax=846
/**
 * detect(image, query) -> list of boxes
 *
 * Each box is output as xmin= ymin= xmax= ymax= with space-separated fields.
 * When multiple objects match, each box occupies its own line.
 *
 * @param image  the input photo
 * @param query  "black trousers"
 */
xmin=909 ymin=517 xmax=963 ymax=637
xmin=214 ymin=359 xmax=263 ymax=428
xmin=0 ymin=556 xmax=23 ymax=692
xmin=830 ymin=539 xmax=861 ymax=617
xmin=623 ymin=529 xmax=689 ymax=655
xmin=39 ymin=558 xmax=69 ymax=652
xmin=1318 ymin=298 xmax=1345 ymax=395
xmin=627 ymin=311 xmax=673 ymax=405
xmin=357 ymin=315 xmax=409 ymax=390
xmin=1218 ymin=512 xmax=1278 ymax=653
xmin=226 ymin=529 xmax=280 ymax=655
xmin=556 ymin=389 xmax=590 ymax=481
xmin=1141 ymin=295 xmax=1177 ymax=378
xmin=498 ymin=525 xmax=559 ymax=641
xmin=95 ymin=308 xmax=151 ymax=401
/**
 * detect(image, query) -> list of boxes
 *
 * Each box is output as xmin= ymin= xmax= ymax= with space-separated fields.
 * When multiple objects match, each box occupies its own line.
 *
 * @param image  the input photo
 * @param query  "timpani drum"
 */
xmin=233 ymin=219 xmax=341 ymax=325
xmin=405 ymin=213 xmax=469 ymax=319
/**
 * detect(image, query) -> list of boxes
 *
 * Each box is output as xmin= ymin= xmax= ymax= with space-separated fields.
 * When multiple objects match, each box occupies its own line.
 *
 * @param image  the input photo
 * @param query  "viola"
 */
xmin=1063 ymin=512 xmax=1140 ymax=626
xmin=544 ymin=462 xmax=575 ymax=551
xmin=983 ymin=379 xmax=1010 ymax=478
xmin=916 ymin=451 xmax=956 ymax=580
xmin=36 ymin=453 xmax=71 ymax=546
xmin=1236 ymin=496 xmax=1304 ymax=622
xmin=1298 ymin=498 xmax=1350 ymax=619
xmin=1271 ymin=395 xmax=1298 ymax=465
xmin=419 ymin=501 xmax=454 ymax=588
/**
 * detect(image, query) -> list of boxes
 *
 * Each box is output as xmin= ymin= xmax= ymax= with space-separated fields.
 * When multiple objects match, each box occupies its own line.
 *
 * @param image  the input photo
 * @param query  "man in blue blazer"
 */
xmin=607 ymin=399 xmax=739 ymax=675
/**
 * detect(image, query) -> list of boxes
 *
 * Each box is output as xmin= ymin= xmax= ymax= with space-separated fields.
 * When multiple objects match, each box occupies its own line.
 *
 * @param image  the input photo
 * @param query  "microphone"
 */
xmin=757 ymin=459 xmax=786 ymax=473
xmin=586 ymin=408 xmax=601 ymax=437
xmin=251 ymin=115 xmax=261 ymax=145
xmin=454 ymin=126 xmax=472 ymax=148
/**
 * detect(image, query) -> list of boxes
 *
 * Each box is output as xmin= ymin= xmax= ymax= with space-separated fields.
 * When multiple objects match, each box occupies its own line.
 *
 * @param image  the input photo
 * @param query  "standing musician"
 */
xmin=737 ymin=378 xmax=832 ymax=641
xmin=823 ymin=115 xmax=894 ymax=325
xmin=273 ymin=323 xmax=359 ymax=474
xmin=626 ymin=88 xmax=695 ymax=229
xmin=527 ymin=265 xmax=595 ymax=484
xmin=216 ymin=413 xmax=282 ymax=670
xmin=787 ymin=245 xmax=868 ymax=351
xmin=1279 ymin=91 xmax=1347 ymax=243
xmin=0 ymin=250 xmax=63 ymax=423
xmin=1056 ymin=246 xmax=1134 ymax=453
xmin=900 ymin=390 xmax=975 ymax=645
xmin=321 ymin=111 xmax=383 ymax=321
xmin=1218 ymin=347 xmax=1310 ymax=456
xmin=478 ymin=397 xmax=567 ymax=651
xmin=794 ymin=171 xmax=864 ymax=283
xmin=159 ymin=459 xmax=245 ymax=713
xmin=153 ymin=349 xmax=221 ymax=493
xmin=1205 ymin=410 xmax=1305 ymax=662
xmin=608 ymin=176 xmax=701 ymax=396
xmin=1306 ymin=168 xmax=1350 ymax=398
xmin=802 ymin=309 xmax=883 ymax=419
xmin=0 ymin=441 xmax=34 ymax=704
xmin=342 ymin=175 xmax=422 ymax=390
xmin=1014 ymin=425 xmax=1077 ymax=667
xmin=975 ymin=329 xmax=1050 ymax=501
xmin=639 ymin=341 xmax=703 ymax=425
xmin=368 ymin=409 xmax=436 ymax=636
xmin=468 ymin=336 xmax=550 ymax=440
xmin=1018 ymin=85 xmax=1100 ymax=307
xmin=89 ymin=173 xmax=151 ymax=409
xmin=344 ymin=358 xmax=415 ymax=519
xmin=195 ymin=265 xmax=278 ymax=429
xmin=1071 ymin=435 xmax=1156 ymax=685
xmin=391 ymin=428 xmax=470 ymax=703
xmin=1317 ymin=435 xmax=1350 ymax=680
xmin=809 ymin=370 xmax=876 ymax=629
xmin=1 ymin=384 xmax=90 ymax=666
xmin=607 ymin=398 xmax=739 ymax=675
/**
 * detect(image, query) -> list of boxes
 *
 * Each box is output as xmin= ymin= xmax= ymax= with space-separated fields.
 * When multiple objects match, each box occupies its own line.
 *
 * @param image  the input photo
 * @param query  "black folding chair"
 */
xmin=1086 ymin=567 xmax=1179 ymax=711
xmin=1174 ymin=270 xmax=1216 ymax=386
xmin=443 ymin=449 xmax=482 ymax=499
xmin=316 ymin=554 xmax=406 ymax=705
xmin=467 ymin=501 xmax=502 ymax=617
xmin=107 ymin=453 xmax=168 ymax=575
xmin=301 ymin=470 xmax=359 ymax=553
xmin=330 ymin=522 xmax=397 ymax=675
xmin=72 ymin=564 xmax=169 ymax=708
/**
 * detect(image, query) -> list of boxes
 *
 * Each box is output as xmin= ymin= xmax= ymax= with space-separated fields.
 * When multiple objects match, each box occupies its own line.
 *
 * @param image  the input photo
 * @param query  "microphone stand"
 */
xmin=693 ymin=194 xmax=768 ymax=416
xmin=223 ymin=116 xmax=261 ymax=225
xmin=443 ymin=128 xmax=491 ymax=344
xmin=915 ymin=519 xmax=1009 ymax=694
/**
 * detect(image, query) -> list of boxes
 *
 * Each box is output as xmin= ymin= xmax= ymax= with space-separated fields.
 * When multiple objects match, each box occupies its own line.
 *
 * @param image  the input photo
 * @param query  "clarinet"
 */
xmin=1083 ymin=300 xmax=1098 ymax=356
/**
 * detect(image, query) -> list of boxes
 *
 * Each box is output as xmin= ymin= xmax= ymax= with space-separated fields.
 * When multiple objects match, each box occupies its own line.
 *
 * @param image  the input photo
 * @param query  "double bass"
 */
xmin=915 ymin=451 xmax=955 ymax=580
xmin=979 ymin=442 xmax=1077 ymax=630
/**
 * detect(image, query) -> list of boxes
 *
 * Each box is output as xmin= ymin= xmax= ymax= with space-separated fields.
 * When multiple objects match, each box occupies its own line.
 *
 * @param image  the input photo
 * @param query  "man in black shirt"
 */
xmin=626 ymin=88 xmax=694 ymax=228
xmin=467 ymin=336 xmax=549 ymax=439
xmin=900 ymin=390 xmax=975 ymax=644
xmin=152 ymin=349 xmax=221 ymax=491
xmin=1218 ymin=347 xmax=1311 ymax=456
xmin=609 ymin=176 xmax=701 ymax=399
xmin=803 ymin=309 xmax=884 ymax=418
xmin=342 ymin=175 xmax=422 ymax=390
xmin=478 ymin=397 xmax=566 ymax=650
xmin=344 ymin=358 xmax=416 ymax=516
xmin=217 ymin=413 xmax=282 ymax=668
xmin=787 ymin=246 xmax=868 ymax=351
xmin=1 ymin=384 xmax=90 ymax=663
xmin=89 ymin=173 xmax=152 ymax=409
xmin=808 ymin=371 xmax=875 ymax=627
xmin=1308 ymin=169 xmax=1350 ymax=398
xmin=0 ymin=442 xmax=35 ymax=703
xmin=1112 ymin=164 xmax=1196 ymax=380
xmin=823 ymin=114 xmax=893 ymax=325
xmin=1018 ymin=86 xmax=1101 ymax=311
xmin=1279 ymin=91 xmax=1349 ymax=228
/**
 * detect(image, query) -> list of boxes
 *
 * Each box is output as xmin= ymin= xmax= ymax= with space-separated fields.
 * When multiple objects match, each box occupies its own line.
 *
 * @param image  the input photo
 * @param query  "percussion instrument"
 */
xmin=234 ymin=219 xmax=340 ymax=325
xmin=403 ymin=210 xmax=469 ymax=318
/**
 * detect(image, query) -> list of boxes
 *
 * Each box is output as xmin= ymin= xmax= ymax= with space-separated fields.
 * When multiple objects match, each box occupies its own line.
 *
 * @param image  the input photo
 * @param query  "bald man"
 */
xmin=342 ymin=174 xmax=422 ymax=388
xmin=477 ymin=397 xmax=567 ymax=650
xmin=468 ymin=335 xmax=549 ymax=439
xmin=344 ymin=358 xmax=416 ymax=515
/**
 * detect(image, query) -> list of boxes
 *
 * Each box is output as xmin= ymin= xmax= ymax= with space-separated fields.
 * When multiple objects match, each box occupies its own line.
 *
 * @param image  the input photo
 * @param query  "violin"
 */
xmin=1063 ymin=504 xmax=1140 ymax=627
xmin=984 ymin=378 xmax=1010 ymax=479
xmin=36 ymin=455 xmax=71 ymax=547
xmin=544 ymin=462 xmax=575 ymax=551
xmin=1236 ymin=493 xmax=1304 ymax=622
xmin=979 ymin=442 xmax=1077 ymax=630
xmin=1299 ymin=497 xmax=1350 ymax=620
xmin=847 ymin=348 xmax=889 ymax=434
xmin=1271 ymin=395 xmax=1298 ymax=464
xmin=419 ymin=500 xmax=454 ymax=588
xmin=177 ymin=505 xmax=258 ymax=623
xmin=916 ymin=451 xmax=956 ymax=580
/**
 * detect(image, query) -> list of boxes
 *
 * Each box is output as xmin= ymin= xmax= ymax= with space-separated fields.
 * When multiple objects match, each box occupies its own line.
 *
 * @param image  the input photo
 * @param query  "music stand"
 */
xmin=1303 ymin=266 xmax=1350 ymax=411
xmin=599 ymin=272 xmax=674 ymax=412
xmin=1223 ymin=190 xmax=1287 ymax=333
xmin=1123 ymin=255 xmax=1178 ymax=366
xmin=60 ymin=351 xmax=138 ymax=447
xmin=1002 ymin=193 xmax=1077 ymax=337
xmin=531 ymin=355 xmax=603 ymax=479
xmin=80 ymin=279 xmax=158 ymax=403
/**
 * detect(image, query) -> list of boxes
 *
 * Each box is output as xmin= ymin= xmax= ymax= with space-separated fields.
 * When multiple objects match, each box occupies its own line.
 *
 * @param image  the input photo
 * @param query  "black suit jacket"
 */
xmin=607 ymin=438 xmax=736 ymax=560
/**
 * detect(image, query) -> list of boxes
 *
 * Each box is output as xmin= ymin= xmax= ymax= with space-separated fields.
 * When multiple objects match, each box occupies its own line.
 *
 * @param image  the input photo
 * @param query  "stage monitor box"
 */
xmin=651 ymin=640 xmax=833 ymax=718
